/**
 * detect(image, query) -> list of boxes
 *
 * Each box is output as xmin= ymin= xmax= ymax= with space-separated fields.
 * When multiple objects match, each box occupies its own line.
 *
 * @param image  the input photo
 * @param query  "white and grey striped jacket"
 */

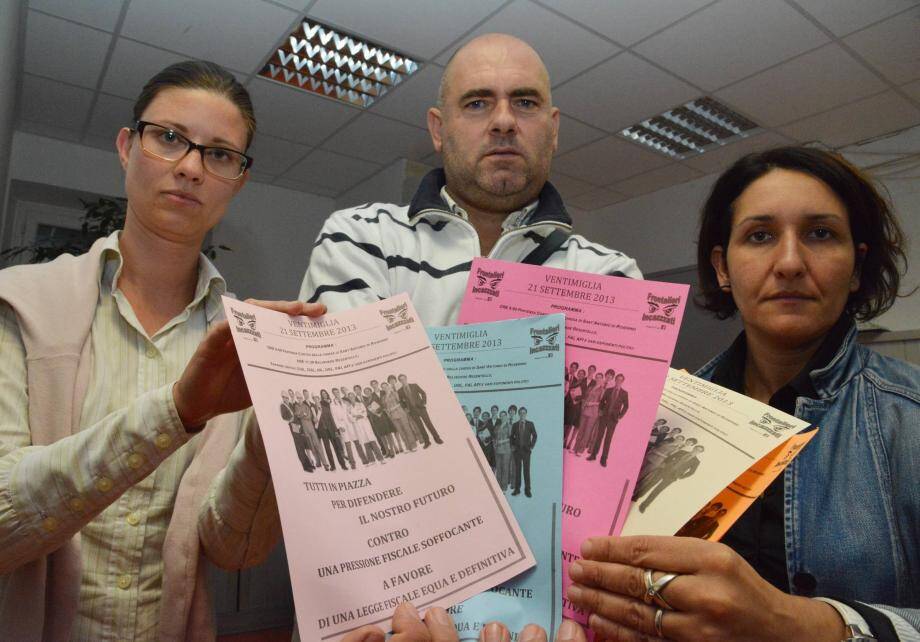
xmin=299 ymin=169 xmax=642 ymax=326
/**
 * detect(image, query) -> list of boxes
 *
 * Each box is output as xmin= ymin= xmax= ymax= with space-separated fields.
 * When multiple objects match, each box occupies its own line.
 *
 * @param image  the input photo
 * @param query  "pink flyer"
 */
xmin=222 ymin=294 xmax=534 ymax=640
xmin=457 ymin=258 xmax=687 ymax=622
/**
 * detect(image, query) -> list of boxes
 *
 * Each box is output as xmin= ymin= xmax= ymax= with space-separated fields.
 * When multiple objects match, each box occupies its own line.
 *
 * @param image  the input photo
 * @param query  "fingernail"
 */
xmin=481 ymin=621 xmax=506 ymax=642
xmin=518 ymin=623 xmax=544 ymax=642
xmin=580 ymin=539 xmax=593 ymax=558
xmin=566 ymin=584 xmax=582 ymax=601
xmin=400 ymin=601 xmax=419 ymax=618
xmin=569 ymin=561 xmax=584 ymax=580
xmin=428 ymin=606 xmax=452 ymax=626
xmin=557 ymin=620 xmax=581 ymax=641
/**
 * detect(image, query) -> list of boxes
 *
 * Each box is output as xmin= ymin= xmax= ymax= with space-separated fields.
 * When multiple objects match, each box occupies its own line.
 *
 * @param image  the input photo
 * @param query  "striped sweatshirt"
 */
xmin=300 ymin=169 xmax=642 ymax=325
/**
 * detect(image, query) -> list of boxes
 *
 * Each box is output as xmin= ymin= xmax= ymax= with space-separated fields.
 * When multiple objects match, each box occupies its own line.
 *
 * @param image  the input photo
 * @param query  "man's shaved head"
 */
xmin=438 ymin=34 xmax=552 ymax=109
xmin=427 ymin=33 xmax=559 ymax=215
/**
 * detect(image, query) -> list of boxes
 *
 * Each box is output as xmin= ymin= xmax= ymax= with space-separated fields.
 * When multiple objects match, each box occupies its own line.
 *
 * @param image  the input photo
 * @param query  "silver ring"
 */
xmin=643 ymin=569 xmax=679 ymax=609
xmin=654 ymin=607 xmax=665 ymax=637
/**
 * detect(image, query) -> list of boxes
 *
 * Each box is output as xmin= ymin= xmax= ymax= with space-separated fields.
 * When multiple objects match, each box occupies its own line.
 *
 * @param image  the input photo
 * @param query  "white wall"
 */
xmin=572 ymin=171 xmax=919 ymax=332
xmin=216 ymin=180 xmax=332 ymax=300
xmin=9 ymin=131 xmax=334 ymax=299
xmin=572 ymin=174 xmax=716 ymax=276
xmin=335 ymin=158 xmax=407 ymax=211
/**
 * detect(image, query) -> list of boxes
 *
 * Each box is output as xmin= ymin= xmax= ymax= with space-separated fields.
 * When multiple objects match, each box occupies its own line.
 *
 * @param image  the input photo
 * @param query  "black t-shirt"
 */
xmin=708 ymin=315 xmax=852 ymax=594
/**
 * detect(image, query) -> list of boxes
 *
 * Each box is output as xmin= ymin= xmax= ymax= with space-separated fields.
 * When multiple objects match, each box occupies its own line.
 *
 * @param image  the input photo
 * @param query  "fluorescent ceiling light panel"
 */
xmin=620 ymin=97 xmax=759 ymax=159
xmin=259 ymin=19 xmax=419 ymax=108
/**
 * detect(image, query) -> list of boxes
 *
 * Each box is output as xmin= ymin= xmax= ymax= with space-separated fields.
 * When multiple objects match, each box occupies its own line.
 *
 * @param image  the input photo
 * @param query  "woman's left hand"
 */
xmin=173 ymin=299 xmax=325 ymax=428
xmin=566 ymin=535 xmax=846 ymax=642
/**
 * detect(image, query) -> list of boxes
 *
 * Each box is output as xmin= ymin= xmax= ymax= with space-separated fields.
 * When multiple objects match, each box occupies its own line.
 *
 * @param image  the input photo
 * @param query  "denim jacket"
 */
xmin=697 ymin=324 xmax=920 ymax=636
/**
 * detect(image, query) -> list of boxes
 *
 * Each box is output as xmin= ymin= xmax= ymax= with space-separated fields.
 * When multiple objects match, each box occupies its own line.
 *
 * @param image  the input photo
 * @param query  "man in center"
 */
xmin=301 ymin=33 xmax=640 ymax=324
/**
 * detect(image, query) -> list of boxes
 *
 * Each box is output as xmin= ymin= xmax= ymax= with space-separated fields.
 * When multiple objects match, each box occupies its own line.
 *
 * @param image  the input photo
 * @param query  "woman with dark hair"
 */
xmin=317 ymin=388 xmax=348 ymax=471
xmin=0 ymin=59 xmax=328 ymax=640
xmin=566 ymin=147 xmax=919 ymax=641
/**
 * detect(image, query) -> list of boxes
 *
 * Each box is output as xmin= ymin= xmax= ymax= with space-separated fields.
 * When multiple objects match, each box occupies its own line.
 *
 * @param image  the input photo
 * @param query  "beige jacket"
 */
xmin=0 ymin=238 xmax=261 ymax=641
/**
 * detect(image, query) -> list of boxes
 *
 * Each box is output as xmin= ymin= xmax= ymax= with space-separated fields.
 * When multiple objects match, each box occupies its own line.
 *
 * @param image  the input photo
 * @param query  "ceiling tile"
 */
xmin=17 ymin=119 xmax=84 ymax=143
xmin=554 ymin=52 xmax=698 ymax=132
xmin=246 ymin=77 xmax=360 ymax=145
xmin=539 ymin=0 xmax=712 ymax=46
xmin=715 ymin=44 xmax=887 ymax=127
xmin=322 ymin=113 xmax=433 ymax=163
xmin=246 ymin=133 xmax=312 ymax=176
xmin=839 ymin=123 xmax=920 ymax=155
xmin=549 ymin=171 xmax=597 ymax=199
xmin=435 ymin=0 xmax=620 ymax=86
xmin=273 ymin=177 xmax=339 ymax=197
xmin=901 ymin=79 xmax=920 ymax=103
xmin=552 ymin=135 xmax=672 ymax=185
xmin=25 ymin=10 xmax=112 ymax=89
xmin=247 ymin=170 xmax=277 ymax=184
xmin=778 ymin=91 xmax=920 ymax=147
xmin=369 ymin=64 xmax=442 ymax=126
xmin=29 ymin=0 xmax=124 ymax=32
xmin=101 ymin=38 xmax=189 ymax=99
xmin=566 ymin=186 xmax=628 ymax=211
xmin=121 ymin=0 xmax=297 ymax=74
xmin=82 ymin=132 xmax=120 ymax=152
xmin=791 ymin=0 xmax=919 ymax=37
xmin=683 ymin=131 xmax=794 ymax=174
xmin=18 ymin=74 xmax=94 ymax=135
xmin=634 ymin=0 xmax=829 ymax=91
xmin=309 ymin=0 xmax=506 ymax=60
xmin=844 ymin=7 xmax=920 ymax=84
xmin=611 ymin=162 xmax=703 ymax=197
xmin=86 ymin=93 xmax=134 ymax=139
xmin=556 ymin=115 xmax=607 ymax=155
xmin=280 ymin=148 xmax=382 ymax=192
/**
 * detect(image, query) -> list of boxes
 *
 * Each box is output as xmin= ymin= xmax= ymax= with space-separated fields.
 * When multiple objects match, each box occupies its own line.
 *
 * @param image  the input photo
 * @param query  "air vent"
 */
xmin=620 ymin=97 xmax=759 ymax=159
xmin=259 ymin=19 xmax=419 ymax=108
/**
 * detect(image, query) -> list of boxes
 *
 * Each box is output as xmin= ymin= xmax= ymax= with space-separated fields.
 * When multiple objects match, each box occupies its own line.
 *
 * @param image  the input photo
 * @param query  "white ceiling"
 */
xmin=17 ymin=0 xmax=920 ymax=210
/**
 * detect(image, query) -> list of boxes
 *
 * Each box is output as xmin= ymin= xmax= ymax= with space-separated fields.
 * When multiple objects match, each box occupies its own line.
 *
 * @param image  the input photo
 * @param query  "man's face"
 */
xmin=519 ymin=409 xmax=527 ymax=419
xmin=428 ymin=36 xmax=559 ymax=214
xmin=332 ymin=389 xmax=340 ymax=399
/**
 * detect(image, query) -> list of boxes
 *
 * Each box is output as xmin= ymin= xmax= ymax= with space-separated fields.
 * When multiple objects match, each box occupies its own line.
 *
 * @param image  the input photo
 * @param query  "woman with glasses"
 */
xmin=565 ymin=147 xmax=919 ymax=642
xmin=0 ymin=60 xmax=324 ymax=640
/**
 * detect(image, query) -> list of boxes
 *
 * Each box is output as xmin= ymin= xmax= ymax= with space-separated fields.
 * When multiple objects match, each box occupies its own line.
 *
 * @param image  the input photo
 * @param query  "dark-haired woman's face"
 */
xmin=116 ymin=87 xmax=249 ymax=244
xmin=711 ymin=169 xmax=864 ymax=348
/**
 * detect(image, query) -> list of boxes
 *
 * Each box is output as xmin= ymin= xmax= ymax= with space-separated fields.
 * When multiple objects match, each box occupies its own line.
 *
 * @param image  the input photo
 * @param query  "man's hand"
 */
xmin=173 ymin=300 xmax=325 ymax=429
xmin=338 ymin=602 xmax=588 ymax=642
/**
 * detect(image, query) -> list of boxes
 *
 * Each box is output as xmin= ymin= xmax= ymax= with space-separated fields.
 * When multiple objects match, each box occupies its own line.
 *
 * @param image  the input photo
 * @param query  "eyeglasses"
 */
xmin=132 ymin=120 xmax=253 ymax=180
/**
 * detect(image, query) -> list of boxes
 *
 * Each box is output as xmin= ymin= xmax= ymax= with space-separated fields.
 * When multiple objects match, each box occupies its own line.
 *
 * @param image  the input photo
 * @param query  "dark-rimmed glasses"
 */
xmin=132 ymin=121 xmax=253 ymax=180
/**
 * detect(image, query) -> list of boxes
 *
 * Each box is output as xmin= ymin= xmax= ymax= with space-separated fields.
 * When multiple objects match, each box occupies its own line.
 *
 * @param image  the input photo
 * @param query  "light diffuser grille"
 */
xmin=620 ymin=97 xmax=759 ymax=159
xmin=259 ymin=19 xmax=419 ymax=108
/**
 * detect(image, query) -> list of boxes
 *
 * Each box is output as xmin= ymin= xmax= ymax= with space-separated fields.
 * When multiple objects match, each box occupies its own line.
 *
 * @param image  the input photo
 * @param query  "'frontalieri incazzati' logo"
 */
xmin=751 ymin=411 xmax=795 ymax=437
xmin=530 ymin=324 xmax=561 ymax=354
xmin=641 ymin=293 xmax=681 ymax=326
xmin=379 ymin=302 xmax=413 ymax=330
xmin=231 ymin=308 xmax=262 ymax=338
xmin=471 ymin=268 xmax=504 ymax=297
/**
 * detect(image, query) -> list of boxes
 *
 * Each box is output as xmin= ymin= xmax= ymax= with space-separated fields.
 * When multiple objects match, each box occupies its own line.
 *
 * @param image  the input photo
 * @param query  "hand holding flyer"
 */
xmin=223 ymin=295 xmax=534 ymax=640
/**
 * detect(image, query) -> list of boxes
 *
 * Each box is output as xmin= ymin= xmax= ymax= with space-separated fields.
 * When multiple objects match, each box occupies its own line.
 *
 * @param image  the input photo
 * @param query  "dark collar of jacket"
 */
xmin=407 ymin=168 xmax=573 ymax=227
xmin=695 ymin=315 xmax=863 ymax=400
